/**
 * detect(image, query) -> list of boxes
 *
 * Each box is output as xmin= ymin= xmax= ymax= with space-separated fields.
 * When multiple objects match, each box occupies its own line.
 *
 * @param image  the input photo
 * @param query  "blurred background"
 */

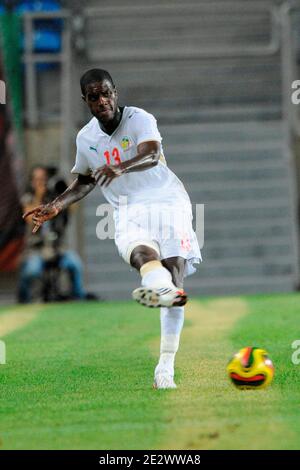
xmin=1 ymin=0 xmax=300 ymax=303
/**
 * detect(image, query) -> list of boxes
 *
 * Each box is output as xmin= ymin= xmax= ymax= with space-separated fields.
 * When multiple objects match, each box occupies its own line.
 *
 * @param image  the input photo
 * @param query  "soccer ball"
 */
xmin=227 ymin=347 xmax=274 ymax=389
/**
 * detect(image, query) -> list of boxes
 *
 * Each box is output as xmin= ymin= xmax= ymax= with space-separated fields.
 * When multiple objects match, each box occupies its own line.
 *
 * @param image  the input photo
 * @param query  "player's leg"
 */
xmin=154 ymin=256 xmax=186 ymax=389
xmin=161 ymin=256 xmax=185 ymax=289
xmin=130 ymin=245 xmax=187 ymax=308
xmin=130 ymin=245 xmax=173 ymax=288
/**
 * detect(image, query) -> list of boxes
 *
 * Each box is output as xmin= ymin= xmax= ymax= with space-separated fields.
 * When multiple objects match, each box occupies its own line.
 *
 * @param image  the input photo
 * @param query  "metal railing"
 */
xmin=23 ymin=10 xmax=72 ymax=176
xmin=22 ymin=10 xmax=77 ymax=254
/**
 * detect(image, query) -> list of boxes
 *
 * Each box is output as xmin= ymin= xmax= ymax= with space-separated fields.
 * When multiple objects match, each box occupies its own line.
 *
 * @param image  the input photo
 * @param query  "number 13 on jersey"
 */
xmin=104 ymin=148 xmax=121 ymax=165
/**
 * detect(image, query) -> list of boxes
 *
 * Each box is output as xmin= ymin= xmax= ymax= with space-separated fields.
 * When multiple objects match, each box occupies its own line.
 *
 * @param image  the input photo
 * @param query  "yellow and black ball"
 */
xmin=227 ymin=347 xmax=274 ymax=389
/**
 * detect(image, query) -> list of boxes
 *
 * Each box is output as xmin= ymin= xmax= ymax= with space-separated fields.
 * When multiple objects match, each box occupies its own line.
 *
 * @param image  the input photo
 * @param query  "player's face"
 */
xmin=83 ymin=80 xmax=118 ymax=124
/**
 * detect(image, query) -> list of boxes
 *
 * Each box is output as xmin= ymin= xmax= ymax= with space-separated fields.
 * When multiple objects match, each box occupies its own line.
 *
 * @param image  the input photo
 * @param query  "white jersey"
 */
xmin=71 ymin=106 xmax=190 ymax=209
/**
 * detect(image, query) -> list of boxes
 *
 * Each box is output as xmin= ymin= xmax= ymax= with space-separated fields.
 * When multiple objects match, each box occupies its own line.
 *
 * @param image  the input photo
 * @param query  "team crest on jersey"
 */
xmin=121 ymin=136 xmax=132 ymax=152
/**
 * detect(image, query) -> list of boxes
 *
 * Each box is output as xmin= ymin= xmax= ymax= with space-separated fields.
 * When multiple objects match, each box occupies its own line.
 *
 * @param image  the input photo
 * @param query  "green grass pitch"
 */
xmin=0 ymin=293 xmax=300 ymax=450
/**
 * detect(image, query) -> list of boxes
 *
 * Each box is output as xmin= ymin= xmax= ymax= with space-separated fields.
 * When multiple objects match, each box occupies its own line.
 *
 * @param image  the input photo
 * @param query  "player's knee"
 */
xmin=130 ymin=245 xmax=160 ymax=270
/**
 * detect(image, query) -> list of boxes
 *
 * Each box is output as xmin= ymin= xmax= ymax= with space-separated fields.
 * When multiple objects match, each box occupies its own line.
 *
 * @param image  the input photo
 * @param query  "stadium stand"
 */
xmin=1 ymin=0 xmax=299 ymax=301
xmin=68 ymin=0 xmax=297 ymax=299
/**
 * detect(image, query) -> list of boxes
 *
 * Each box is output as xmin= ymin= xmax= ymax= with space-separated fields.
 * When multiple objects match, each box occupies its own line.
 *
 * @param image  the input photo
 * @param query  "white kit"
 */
xmin=71 ymin=106 xmax=201 ymax=276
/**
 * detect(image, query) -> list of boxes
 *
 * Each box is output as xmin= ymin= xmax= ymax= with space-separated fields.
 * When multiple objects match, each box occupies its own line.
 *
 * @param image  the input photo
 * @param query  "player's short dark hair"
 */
xmin=80 ymin=69 xmax=115 ymax=96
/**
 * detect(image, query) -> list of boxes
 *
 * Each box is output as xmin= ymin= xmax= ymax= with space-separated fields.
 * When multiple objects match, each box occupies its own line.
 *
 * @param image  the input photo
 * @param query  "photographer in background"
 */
xmin=18 ymin=165 xmax=87 ymax=303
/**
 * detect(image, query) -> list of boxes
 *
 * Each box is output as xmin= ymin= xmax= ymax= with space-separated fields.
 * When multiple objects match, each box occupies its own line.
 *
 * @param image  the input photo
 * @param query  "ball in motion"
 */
xmin=227 ymin=346 xmax=274 ymax=389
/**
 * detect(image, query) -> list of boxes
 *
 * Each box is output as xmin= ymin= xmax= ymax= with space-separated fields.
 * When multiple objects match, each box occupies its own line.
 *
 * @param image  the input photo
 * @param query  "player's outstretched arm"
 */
xmin=94 ymin=141 xmax=160 ymax=187
xmin=23 ymin=173 xmax=96 ymax=233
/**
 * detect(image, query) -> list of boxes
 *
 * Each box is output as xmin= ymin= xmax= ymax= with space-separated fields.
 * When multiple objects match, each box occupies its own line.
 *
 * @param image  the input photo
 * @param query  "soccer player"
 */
xmin=23 ymin=69 xmax=201 ymax=389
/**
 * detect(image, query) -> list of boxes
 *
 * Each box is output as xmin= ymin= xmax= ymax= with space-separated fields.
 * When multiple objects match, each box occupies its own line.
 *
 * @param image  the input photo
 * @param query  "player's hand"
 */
xmin=23 ymin=202 xmax=61 ymax=233
xmin=93 ymin=164 xmax=123 ymax=187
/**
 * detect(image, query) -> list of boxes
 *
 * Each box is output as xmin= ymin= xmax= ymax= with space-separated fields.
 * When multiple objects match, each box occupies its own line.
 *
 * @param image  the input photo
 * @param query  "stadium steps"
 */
xmin=71 ymin=0 xmax=295 ymax=299
xmin=39 ymin=0 xmax=282 ymax=124
xmin=82 ymin=120 xmax=298 ymax=299
xmin=75 ymin=58 xmax=282 ymax=124
xmin=69 ymin=0 xmax=282 ymax=127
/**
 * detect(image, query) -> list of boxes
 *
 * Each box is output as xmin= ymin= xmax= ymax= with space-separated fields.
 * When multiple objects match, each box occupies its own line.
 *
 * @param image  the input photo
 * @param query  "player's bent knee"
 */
xmin=125 ymin=241 xmax=160 ymax=269
xmin=130 ymin=246 xmax=160 ymax=270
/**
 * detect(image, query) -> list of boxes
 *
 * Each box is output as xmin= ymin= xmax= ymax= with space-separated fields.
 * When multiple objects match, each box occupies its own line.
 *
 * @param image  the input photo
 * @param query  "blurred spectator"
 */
xmin=18 ymin=165 xmax=87 ymax=302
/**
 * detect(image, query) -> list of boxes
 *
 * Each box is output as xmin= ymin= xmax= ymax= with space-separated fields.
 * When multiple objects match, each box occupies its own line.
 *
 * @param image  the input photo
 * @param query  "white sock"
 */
xmin=141 ymin=266 xmax=175 ymax=289
xmin=157 ymin=306 xmax=184 ymax=373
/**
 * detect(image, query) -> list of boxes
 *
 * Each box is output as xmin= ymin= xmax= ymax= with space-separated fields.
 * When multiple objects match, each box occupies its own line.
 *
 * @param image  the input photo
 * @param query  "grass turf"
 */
xmin=0 ymin=293 xmax=300 ymax=449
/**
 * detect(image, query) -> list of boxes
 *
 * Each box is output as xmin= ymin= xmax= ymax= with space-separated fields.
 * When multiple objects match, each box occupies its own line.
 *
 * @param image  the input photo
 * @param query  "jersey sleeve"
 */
xmin=130 ymin=110 xmax=162 ymax=146
xmin=71 ymin=134 xmax=90 ymax=175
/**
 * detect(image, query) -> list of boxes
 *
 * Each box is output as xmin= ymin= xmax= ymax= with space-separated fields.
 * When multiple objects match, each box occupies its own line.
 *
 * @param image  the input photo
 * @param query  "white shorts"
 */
xmin=114 ymin=200 xmax=201 ymax=277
